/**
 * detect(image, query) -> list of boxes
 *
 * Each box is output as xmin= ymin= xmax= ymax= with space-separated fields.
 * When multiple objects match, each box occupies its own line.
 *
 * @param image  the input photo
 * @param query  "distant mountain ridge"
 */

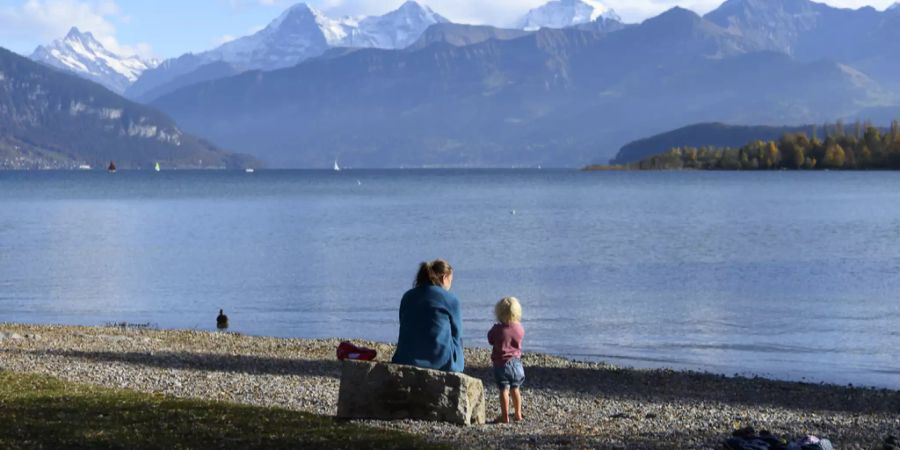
xmin=30 ymin=27 xmax=157 ymax=94
xmin=0 ymin=47 xmax=253 ymax=170
xmin=704 ymin=0 xmax=900 ymax=90
xmin=150 ymin=5 xmax=887 ymax=168
xmin=37 ymin=0 xmax=630 ymax=102
xmin=126 ymin=1 xmax=448 ymax=101
xmin=408 ymin=23 xmax=532 ymax=50
xmin=209 ymin=1 xmax=448 ymax=68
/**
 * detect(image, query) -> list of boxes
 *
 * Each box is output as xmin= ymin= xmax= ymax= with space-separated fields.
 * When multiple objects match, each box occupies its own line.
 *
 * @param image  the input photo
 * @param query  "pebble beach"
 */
xmin=1 ymin=324 xmax=897 ymax=449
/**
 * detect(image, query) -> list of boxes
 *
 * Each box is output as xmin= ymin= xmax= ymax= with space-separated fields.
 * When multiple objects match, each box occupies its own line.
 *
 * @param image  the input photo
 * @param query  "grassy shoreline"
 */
xmin=0 ymin=371 xmax=447 ymax=450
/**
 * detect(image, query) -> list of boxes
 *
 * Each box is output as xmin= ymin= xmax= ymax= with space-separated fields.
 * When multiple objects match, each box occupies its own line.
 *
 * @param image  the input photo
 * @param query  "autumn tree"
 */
xmin=764 ymin=141 xmax=781 ymax=169
xmin=823 ymin=143 xmax=846 ymax=169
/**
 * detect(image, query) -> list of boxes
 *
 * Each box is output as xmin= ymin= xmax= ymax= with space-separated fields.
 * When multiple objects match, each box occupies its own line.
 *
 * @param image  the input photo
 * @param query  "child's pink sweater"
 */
xmin=487 ymin=322 xmax=524 ymax=368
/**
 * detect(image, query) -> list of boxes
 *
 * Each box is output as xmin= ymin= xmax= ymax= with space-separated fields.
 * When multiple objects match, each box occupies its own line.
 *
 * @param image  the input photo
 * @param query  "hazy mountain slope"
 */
xmin=132 ymin=61 xmax=240 ymax=104
xmin=408 ymin=24 xmax=532 ymax=50
xmin=705 ymin=0 xmax=900 ymax=91
xmin=0 ymin=47 xmax=253 ymax=169
xmin=30 ymin=27 xmax=156 ymax=94
xmin=151 ymin=29 xmax=609 ymax=168
xmin=149 ymin=7 xmax=885 ymax=168
xmin=127 ymin=53 xmax=216 ymax=102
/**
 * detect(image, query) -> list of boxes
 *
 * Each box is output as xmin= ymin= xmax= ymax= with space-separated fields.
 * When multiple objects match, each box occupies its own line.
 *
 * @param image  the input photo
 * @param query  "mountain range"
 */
xmin=12 ymin=0 xmax=900 ymax=168
xmin=146 ymin=0 xmax=898 ymax=168
xmin=0 ymin=47 xmax=253 ymax=170
xmin=28 ymin=0 xmax=623 ymax=103
xmin=126 ymin=1 xmax=450 ymax=101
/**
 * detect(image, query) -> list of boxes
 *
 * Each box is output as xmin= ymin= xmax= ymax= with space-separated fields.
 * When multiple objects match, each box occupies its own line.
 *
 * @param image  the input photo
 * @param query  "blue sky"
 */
xmin=0 ymin=0 xmax=895 ymax=59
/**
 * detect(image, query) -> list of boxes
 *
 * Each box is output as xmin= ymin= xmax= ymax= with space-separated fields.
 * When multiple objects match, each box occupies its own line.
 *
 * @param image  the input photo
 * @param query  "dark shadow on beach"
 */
xmin=8 ymin=348 xmax=900 ymax=415
xmin=5 ymin=348 xmax=343 ymax=379
xmin=463 ymin=364 xmax=900 ymax=416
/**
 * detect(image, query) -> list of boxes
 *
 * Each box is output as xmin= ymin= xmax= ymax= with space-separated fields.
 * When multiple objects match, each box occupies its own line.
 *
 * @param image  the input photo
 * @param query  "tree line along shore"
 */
xmin=588 ymin=120 xmax=900 ymax=171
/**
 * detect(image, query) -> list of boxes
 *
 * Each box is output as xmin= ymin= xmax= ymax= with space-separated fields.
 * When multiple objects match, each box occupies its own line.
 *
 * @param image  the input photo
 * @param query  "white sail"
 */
xmin=333 ymin=159 xmax=341 ymax=171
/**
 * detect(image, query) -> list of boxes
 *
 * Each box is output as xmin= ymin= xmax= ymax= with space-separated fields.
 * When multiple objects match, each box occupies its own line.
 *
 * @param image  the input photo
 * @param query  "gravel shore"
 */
xmin=1 ymin=324 xmax=897 ymax=449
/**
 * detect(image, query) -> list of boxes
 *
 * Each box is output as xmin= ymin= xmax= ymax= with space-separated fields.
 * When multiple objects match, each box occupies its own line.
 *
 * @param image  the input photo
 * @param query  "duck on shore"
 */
xmin=216 ymin=309 xmax=228 ymax=330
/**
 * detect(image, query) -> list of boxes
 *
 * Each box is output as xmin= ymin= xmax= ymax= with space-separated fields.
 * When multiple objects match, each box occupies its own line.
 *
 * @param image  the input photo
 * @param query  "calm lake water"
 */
xmin=1 ymin=170 xmax=899 ymax=388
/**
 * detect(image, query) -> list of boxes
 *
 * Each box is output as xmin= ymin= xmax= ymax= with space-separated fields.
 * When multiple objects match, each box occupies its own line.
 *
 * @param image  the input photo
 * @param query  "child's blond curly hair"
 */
xmin=494 ymin=297 xmax=522 ymax=324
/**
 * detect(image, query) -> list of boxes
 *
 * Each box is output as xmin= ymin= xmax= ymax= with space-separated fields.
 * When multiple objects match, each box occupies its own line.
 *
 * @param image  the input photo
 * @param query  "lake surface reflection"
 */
xmin=1 ymin=170 xmax=898 ymax=388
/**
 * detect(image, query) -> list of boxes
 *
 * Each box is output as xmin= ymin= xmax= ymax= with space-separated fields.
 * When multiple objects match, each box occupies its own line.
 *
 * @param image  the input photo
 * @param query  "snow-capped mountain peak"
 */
xmin=260 ymin=0 xmax=448 ymax=48
xmin=205 ymin=1 xmax=448 ymax=69
xmin=516 ymin=0 xmax=621 ymax=31
xmin=267 ymin=2 xmax=348 ymax=43
xmin=65 ymin=26 xmax=94 ymax=44
xmin=269 ymin=2 xmax=320 ymax=26
xmin=30 ymin=27 xmax=156 ymax=93
xmin=394 ymin=0 xmax=446 ymax=20
xmin=354 ymin=0 xmax=450 ymax=48
xmin=279 ymin=2 xmax=324 ymax=18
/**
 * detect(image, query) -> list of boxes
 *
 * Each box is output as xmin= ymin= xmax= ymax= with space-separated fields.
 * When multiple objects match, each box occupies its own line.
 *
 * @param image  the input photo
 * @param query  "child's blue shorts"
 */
xmin=493 ymin=357 xmax=525 ymax=390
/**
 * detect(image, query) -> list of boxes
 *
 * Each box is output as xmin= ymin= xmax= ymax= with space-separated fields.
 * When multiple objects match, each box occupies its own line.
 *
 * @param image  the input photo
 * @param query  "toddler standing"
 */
xmin=487 ymin=296 xmax=525 ymax=423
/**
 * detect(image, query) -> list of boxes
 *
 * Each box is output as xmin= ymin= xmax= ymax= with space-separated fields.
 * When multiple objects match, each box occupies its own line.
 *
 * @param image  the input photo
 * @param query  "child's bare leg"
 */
xmin=497 ymin=388 xmax=510 ymax=423
xmin=511 ymin=388 xmax=523 ymax=421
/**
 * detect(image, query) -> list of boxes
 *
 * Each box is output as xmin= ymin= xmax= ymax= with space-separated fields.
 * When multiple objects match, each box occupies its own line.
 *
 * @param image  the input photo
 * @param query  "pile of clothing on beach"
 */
xmin=723 ymin=427 xmax=834 ymax=450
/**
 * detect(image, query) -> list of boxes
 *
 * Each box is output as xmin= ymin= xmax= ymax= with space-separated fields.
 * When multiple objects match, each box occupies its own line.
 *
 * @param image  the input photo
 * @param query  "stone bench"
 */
xmin=336 ymin=360 xmax=485 ymax=426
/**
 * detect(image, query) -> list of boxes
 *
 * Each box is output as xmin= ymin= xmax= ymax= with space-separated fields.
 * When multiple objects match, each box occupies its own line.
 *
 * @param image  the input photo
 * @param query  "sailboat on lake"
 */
xmin=333 ymin=159 xmax=341 ymax=172
xmin=154 ymin=162 xmax=161 ymax=172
